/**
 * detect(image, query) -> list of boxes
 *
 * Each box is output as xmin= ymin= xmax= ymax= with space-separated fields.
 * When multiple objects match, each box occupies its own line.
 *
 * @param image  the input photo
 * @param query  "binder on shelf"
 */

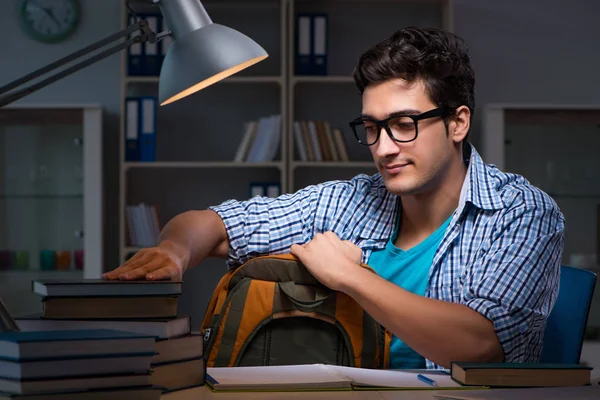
xmin=295 ymin=14 xmax=328 ymax=75
xmin=139 ymin=96 xmax=157 ymax=162
xmin=126 ymin=13 xmax=162 ymax=76
xmin=312 ymin=14 xmax=328 ymax=75
xmin=248 ymin=182 xmax=281 ymax=199
xmin=266 ymin=183 xmax=281 ymax=198
xmin=249 ymin=183 xmax=265 ymax=198
xmin=125 ymin=97 xmax=140 ymax=162
xmin=127 ymin=15 xmax=143 ymax=76
xmin=143 ymin=14 xmax=161 ymax=76
xmin=295 ymin=14 xmax=312 ymax=75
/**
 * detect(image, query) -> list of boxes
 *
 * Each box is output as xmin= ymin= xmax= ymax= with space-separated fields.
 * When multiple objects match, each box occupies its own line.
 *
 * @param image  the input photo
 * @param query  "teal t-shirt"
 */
xmin=368 ymin=213 xmax=451 ymax=369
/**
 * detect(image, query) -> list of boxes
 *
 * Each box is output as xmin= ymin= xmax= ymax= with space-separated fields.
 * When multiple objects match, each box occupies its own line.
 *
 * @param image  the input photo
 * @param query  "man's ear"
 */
xmin=449 ymin=105 xmax=470 ymax=144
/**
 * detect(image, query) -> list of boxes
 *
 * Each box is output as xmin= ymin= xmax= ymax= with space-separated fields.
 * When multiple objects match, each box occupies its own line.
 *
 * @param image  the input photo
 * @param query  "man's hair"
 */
xmin=353 ymin=27 xmax=475 ymax=127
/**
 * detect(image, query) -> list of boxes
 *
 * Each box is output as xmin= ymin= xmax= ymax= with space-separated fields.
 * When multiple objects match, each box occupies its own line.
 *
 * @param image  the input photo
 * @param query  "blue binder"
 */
xmin=139 ymin=96 xmax=157 ymax=162
xmin=141 ymin=14 xmax=161 ymax=76
xmin=311 ymin=14 xmax=328 ymax=75
xmin=295 ymin=14 xmax=313 ymax=75
xmin=295 ymin=14 xmax=328 ymax=75
xmin=124 ymin=97 xmax=140 ymax=162
xmin=127 ymin=15 xmax=143 ymax=76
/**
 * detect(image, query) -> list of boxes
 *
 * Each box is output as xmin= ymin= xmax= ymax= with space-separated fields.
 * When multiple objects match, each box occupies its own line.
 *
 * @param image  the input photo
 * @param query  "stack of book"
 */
xmin=13 ymin=279 xmax=205 ymax=398
xmin=0 ymin=329 xmax=161 ymax=399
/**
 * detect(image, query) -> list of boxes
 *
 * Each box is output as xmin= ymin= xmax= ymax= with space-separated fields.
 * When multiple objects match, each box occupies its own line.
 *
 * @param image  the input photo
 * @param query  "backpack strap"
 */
xmin=216 ymin=279 xmax=277 ymax=366
xmin=213 ymin=278 xmax=254 ymax=366
xmin=201 ymin=268 xmax=235 ymax=332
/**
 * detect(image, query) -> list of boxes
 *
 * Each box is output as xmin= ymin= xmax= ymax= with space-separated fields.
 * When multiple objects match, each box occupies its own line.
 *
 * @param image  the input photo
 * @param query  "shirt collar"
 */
xmin=459 ymin=143 xmax=505 ymax=211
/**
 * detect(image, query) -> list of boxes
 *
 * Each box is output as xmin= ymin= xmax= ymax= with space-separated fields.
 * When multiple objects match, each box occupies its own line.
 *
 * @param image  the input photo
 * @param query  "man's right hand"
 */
xmin=102 ymin=240 xmax=190 ymax=281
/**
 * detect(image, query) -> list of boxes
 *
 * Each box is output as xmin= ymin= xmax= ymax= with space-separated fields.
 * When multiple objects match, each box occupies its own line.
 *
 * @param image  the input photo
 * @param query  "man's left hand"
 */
xmin=290 ymin=231 xmax=363 ymax=291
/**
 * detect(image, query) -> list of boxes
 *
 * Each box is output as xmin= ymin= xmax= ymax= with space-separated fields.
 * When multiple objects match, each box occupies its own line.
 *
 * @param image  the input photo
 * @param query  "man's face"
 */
xmin=361 ymin=79 xmax=458 ymax=196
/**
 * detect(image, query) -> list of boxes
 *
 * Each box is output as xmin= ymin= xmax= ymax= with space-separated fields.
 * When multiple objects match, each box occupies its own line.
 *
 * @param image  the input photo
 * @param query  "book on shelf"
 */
xmin=233 ymin=120 xmax=258 ymax=162
xmin=206 ymin=364 xmax=478 ymax=392
xmin=293 ymin=120 xmax=349 ymax=162
xmin=233 ymin=115 xmax=281 ymax=162
xmin=449 ymin=361 xmax=592 ymax=387
xmin=126 ymin=203 xmax=161 ymax=248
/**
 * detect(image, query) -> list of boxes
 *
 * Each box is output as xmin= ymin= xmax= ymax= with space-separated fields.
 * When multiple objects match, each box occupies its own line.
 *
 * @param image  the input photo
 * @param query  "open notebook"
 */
xmin=206 ymin=364 xmax=483 ymax=392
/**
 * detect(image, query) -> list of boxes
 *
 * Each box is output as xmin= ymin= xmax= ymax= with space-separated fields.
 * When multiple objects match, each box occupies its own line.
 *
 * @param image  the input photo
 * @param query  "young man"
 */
xmin=104 ymin=27 xmax=565 ymax=369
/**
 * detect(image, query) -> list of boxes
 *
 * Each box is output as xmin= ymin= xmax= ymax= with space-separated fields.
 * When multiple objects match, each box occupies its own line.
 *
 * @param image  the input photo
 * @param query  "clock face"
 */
xmin=19 ymin=0 xmax=80 ymax=43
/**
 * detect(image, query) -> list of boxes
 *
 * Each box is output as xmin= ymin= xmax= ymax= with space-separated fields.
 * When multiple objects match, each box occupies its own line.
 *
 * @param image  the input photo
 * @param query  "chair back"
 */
xmin=540 ymin=265 xmax=596 ymax=363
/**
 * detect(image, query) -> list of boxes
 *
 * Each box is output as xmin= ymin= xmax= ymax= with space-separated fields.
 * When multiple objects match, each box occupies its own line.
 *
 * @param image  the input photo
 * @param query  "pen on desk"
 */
xmin=417 ymin=374 xmax=437 ymax=387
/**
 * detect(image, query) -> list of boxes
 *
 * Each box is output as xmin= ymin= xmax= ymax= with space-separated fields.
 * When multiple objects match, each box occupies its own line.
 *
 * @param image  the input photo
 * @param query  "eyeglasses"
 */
xmin=349 ymin=107 xmax=453 ymax=146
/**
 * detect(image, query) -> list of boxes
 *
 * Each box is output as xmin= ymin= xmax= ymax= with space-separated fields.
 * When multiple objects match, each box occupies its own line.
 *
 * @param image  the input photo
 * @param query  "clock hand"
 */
xmin=41 ymin=7 xmax=61 ymax=28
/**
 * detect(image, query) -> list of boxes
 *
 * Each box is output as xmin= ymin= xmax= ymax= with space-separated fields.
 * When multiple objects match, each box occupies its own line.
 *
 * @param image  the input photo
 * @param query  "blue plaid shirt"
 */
xmin=209 ymin=145 xmax=565 ymax=368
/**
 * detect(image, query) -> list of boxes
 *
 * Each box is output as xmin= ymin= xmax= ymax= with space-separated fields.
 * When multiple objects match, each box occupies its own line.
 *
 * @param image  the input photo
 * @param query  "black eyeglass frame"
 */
xmin=349 ymin=106 xmax=455 ymax=146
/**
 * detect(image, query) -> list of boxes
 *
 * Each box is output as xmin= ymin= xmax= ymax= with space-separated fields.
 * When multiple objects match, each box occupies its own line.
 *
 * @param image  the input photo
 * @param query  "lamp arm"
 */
xmin=0 ymin=20 xmax=155 ymax=108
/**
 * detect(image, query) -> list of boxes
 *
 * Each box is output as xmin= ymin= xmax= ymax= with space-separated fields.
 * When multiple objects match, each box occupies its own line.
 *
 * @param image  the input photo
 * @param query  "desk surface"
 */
xmin=182 ymin=385 xmax=600 ymax=400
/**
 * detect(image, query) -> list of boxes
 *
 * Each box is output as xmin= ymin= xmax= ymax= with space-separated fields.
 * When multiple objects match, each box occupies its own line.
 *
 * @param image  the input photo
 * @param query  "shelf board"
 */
xmin=124 ymin=161 xmax=284 ymax=170
xmin=292 ymin=76 xmax=355 ymax=85
xmin=0 ymin=194 xmax=82 ymax=199
xmin=125 ymin=76 xmax=283 ymax=85
xmin=0 ymin=270 xmax=83 ymax=278
xmin=292 ymin=161 xmax=376 ymax=169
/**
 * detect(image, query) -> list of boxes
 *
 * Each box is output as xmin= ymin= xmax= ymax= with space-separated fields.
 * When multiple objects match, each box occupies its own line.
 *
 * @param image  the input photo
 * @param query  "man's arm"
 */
xmin=103 ymin=210 xmax=229 ymax=280
xmin=291 ymin=197 xmax=565 ymax=368
xmin=290 ymin=232 xmax=502 ymax=368
xmin=341 ymin=267 xmax=503 ymax=368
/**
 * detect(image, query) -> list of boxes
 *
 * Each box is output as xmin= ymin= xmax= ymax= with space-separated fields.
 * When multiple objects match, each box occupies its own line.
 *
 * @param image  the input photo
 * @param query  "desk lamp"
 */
xmin=0 ymin=0 xmax=268 ymax=107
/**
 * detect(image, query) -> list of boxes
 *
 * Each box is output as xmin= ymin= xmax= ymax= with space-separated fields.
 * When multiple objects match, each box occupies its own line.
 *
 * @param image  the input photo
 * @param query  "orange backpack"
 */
xmin=201 ymin=254 xmax=391 ymax=368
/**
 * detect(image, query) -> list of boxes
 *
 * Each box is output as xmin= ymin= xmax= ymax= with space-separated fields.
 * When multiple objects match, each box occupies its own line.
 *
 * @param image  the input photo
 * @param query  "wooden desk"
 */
xmin=176 ymin=386 xmax=438 ymax=399
xmin=174 ymin=385 xmax=600 ymax=400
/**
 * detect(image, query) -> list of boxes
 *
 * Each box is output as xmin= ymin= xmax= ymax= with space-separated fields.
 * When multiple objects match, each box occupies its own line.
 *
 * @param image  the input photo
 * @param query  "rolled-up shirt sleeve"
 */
xmin=208 ymin=187 xmax=319 ymax=269
xmin=461 ymin=193 xmax=565 ymax=362
xmin=208 ymin=175 xmax=388 ymax=269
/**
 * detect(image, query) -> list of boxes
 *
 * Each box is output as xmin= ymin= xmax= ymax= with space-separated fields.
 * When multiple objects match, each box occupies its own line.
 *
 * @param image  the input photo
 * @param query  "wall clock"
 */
xmin=19 ymin=0 xmax=81 ymax=43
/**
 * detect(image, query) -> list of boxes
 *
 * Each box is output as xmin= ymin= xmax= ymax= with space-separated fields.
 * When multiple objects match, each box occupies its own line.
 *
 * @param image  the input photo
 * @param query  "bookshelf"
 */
xmin=0 ymin=104 xmax=103 ymax=316
xmin=119 ymin=0 xmax=452 ymax=329
xmin=119 ymin=0 xmax=287 ymax=264
xmin=286 ymin=0 xmax=453 ymax=191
